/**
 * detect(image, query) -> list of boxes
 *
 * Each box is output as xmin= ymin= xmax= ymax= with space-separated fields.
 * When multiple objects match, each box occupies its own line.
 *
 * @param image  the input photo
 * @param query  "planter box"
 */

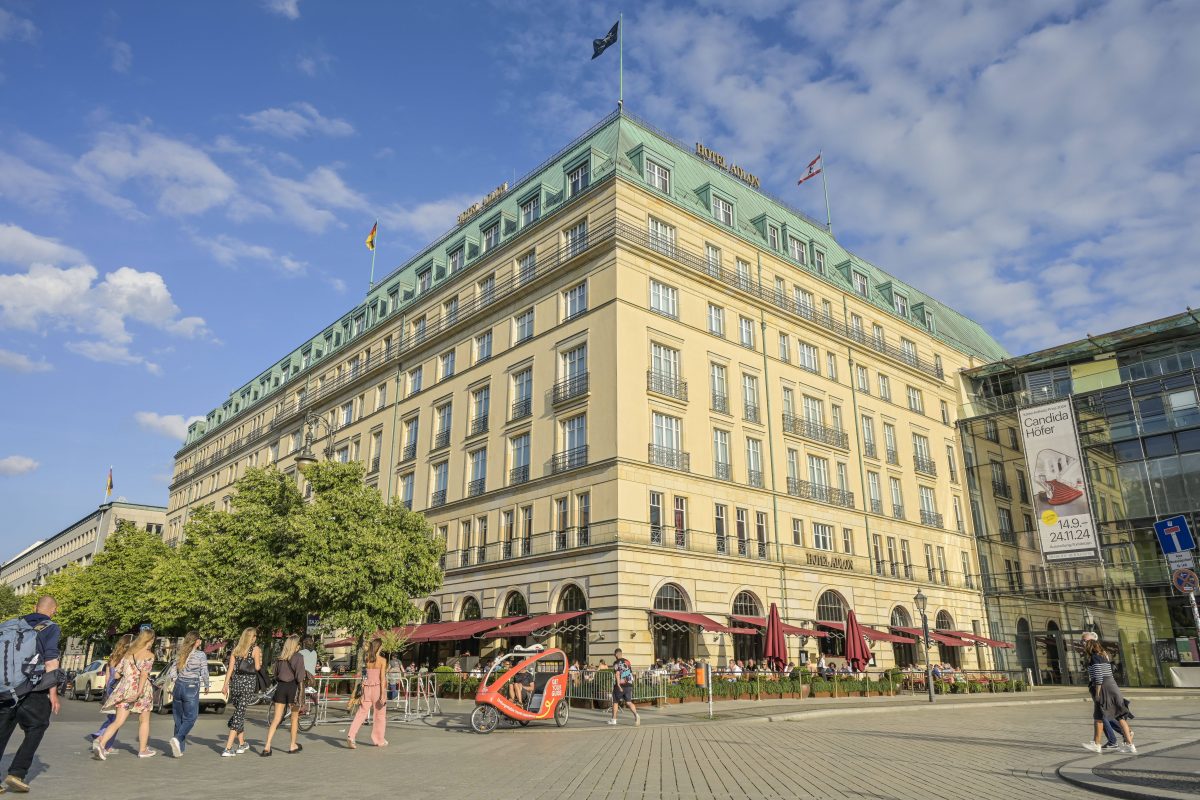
xmin=814 ymin=691 xmax=831 ymax=698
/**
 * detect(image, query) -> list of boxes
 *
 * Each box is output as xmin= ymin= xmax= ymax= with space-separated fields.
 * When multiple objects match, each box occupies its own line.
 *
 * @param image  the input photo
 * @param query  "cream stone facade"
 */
xmin=169 ymin=110 xmax=1011 ymax=670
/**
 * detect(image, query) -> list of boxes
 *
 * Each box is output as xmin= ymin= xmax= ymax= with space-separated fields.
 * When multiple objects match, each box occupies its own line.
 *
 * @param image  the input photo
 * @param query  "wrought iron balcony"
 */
xmin=470 ymin=416 xmax=489 ymax=436
xmin=647 ymin=370 xmax=688 ymax=401
xmin=648 ymin=445 xmax=690 ymax=472
xmin=914 ymin=455 xmax=938 ymax=476
xmin=368 ymin=455 xmax=380 ymax=473
xmin=863 ymin=442 xmax=877 ymax=459
xmin=993 ymin=480 xmax=1012 ymax=499
xmin=716 ymin=534 xmax=727 ymax=555
xmin=509 ymin=464 xmax=529 ymax=485
xmin=476 ymin=545 xmax=487 ymax=564
xmin=458 ymin=548 xmax=471 ymax=568
xmin=743 ymin=402 xmax=760 ymax=423
xmin=468 ymin=478 xmax=486 ymax=497
xmin=550 ymin=446 xmax=588 ymax=474
xmin=747 ymin=470 xmax=764 ymax=488
xmin=510 ymin=397 xmax=532 ymax=420
xmin=714 ymin=461 xmax=732 ymax=481
xmin=401 ymin=442 xmax=417 ymax=462
xmin=886 ymin=448 xmax=900 ymax=465
xmin=431 ymin=490 xmax=447 ymax=508
xmin=401 ymin=499 xmax=412 ymax=511
xmin=781 ymin=413 xmax=850 ymax=449
xmin=552 ymin=373 xmax=589 ymax=404
xmin=786 ymin=478 xmax=855 ymax=509
xmin=892 ymin=503 xmax=905 ymax=519
xmin=651 ymin=525 xmax=688 ymax=549
xmin=711 ymin=393 xmax=729 ymax=414
xmin=920 ymin=509 xmax=944 ymax=528
xmin=433 ymin=429 xmax=450 ymax=450
xmin=870 ymin=498 xmax=883 ymax=514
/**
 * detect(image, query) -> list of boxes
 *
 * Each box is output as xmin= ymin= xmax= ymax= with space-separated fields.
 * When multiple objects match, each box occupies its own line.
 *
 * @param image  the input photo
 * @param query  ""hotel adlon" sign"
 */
xmin=695 ymin=142 xmax=762 ymax=189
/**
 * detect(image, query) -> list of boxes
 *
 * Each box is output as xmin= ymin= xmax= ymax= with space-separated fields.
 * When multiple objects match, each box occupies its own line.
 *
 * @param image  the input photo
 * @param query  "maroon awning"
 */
xmin=946 ymin=630 xmax=1014 ymax=649
xmin=818 ymin=621 xmax=917 ymax=644
xmin=652 ymin=610 xmax=757 ymax=635
xmin=392 ymin=618 xmax=523 ymax=643
xmin=731 ymin=616 xmax=827 ymax=638
xmin=891 ymin=626 xmax=973 ymax=647
xmin=494 ymin=611 xmax=588 ymax=637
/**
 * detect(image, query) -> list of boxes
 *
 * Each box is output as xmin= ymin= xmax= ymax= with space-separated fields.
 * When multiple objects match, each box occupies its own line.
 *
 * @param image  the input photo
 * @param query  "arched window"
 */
xmin=460 ymin=596 xmax=481 ymax=620
xmin=654 ymin=584 xmax=687 ymax=611
xmin=935 ymin=610 xmax=959 ymax=667
xmin=423 ymin=601 xmax=441 ymax=623
xmin=890 ymin=606 xmax=916 ymax=669
xmin=557 ymin=584 xmax=587 ymax=613
xmin=816 ymin=590 xmax=848 ymax=657
xmin=556 ymin=584 xmax=588 ymax=665
xmin=935 ymin=610 xmax=954 ymax=630
xmin=502 ymin=591 xmax=528 ymax=617
xmin=731 ymin=591 xmax=761 ymax=617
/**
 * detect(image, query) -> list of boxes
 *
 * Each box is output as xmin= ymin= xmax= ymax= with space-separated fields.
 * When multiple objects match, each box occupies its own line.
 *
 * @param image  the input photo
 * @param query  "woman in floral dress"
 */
xmin=94 ymin=627 xmax=157 ymax=759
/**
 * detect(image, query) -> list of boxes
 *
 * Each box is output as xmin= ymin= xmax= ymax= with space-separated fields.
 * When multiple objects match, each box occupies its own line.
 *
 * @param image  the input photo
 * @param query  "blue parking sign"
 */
xmin=1154 ymin=516 xmax=1195 ymax=555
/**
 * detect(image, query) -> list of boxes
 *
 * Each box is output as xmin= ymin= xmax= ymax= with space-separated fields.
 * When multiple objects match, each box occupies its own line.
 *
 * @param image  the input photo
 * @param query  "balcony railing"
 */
xmin=893 ymin=503 xmax=905 ymax=519
xmin=510 ymin=397 xmax=532 ymax=420
xmin=648 ymin=445 xmax=690 ymax=472
xmin=553 ymin=373 xmax=589 ymax=404
xmin=886 ymin=448 xmax=900 ymax=465
xmin=468 ymin=478 xmax=486 ymax=497
xmin=550 ymin=446 xmax=588 ymax=474
xmin=647 ymin=370 xmax=688 ymax=401
xmin=920 ymin=509 xmax=944 ymax=528
xmin=744 ymin=402 xmax=760 ymax=423
xmin=651 ymin=526 xmax=689 ymax=549
xmin=470 ymin=416 xmax=489 ymax=436
xmin=369 ymin=455 xmax=380 ymax=473
xmin=747 ymin=469 xmax=764 ymax=488
xmin=509 ymin=464 xmax=529 ymax=485
xmin=786 ymin=478 xmax=855 ymax=509
xmin=870 ymin=498 xmax=883 ymax=514
xmin=433 ymin=429 xmax=451 ymax=450
xmin=711 ymin=393 xmax=729 ymax=414
xmin=993 ymin=481 xmax=1012 ymax=499
xmin=714 ymin=461 xmax=732 ymax=481
xmin=863 ymin=442 xmax=877 ymax=459
xmin=401 ymin=442 xmax=417 ymax=462
xmin=431 ymin=489 xmax=447 ymax=508
xmin=781 ymin=413 xmax=850 ymax=449
xmin=914 ymin=455 xmax=938 ymax=476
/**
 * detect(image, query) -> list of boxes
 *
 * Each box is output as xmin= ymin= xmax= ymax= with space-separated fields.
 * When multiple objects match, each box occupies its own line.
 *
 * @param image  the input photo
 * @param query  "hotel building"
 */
xmin=169 ymin=109 xmax=1013 ymax=670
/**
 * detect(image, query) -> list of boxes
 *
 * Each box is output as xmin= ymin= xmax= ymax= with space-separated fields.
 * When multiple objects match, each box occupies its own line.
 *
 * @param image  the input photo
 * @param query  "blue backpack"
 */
xmin=0 ymin=617 xmax=51 ymax=702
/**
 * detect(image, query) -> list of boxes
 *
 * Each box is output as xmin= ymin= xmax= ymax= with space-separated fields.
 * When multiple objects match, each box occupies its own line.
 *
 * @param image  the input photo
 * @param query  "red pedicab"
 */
xmin=469 ymin=645 xmax=570 ymax=733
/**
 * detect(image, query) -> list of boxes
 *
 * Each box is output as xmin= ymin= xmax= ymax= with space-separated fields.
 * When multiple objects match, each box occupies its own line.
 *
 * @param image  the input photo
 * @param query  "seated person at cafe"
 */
xmin=507 ymin=667 xmax=535 ymax=707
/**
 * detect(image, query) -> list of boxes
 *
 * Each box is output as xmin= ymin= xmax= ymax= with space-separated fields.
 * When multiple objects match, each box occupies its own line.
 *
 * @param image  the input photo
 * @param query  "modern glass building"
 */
xmin=959 ymin=311 xmax=1200 ymax=686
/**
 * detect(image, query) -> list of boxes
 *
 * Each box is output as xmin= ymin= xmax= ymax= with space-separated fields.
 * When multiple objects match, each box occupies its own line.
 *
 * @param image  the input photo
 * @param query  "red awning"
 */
xmin=731 ymin=616 xmax=827 ymax=638
xmin=890 ymin=626 xmax=973 ymax=648
xmin=324 ymin=637 xmax=355 ymax=648
xmin=652 ymin=610 xmax=757 ymax=635
xmin=426 ymin=616 xmax=526 ymax=642
xmin=818 ymin=620 xmax=917 ymax=644
xmin=494 ymin=611 xmax=588 ymax=637
xmin=946 ymin=630 xmax=1014 ymax=649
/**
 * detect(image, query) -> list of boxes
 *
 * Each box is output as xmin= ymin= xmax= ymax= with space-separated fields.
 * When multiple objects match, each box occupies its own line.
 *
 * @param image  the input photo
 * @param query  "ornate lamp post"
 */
xmin=914 ymin=589 xmax=934 ymax=704
xmin=293 ymin=413 xmax=335 ymax=469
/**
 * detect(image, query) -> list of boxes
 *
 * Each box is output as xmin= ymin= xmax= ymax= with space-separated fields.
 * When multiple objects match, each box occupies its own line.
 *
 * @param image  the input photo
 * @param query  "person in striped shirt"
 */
xmin=1079 ymin=632 xmax=1120 ymax=753
xmin=1081 ymin=638 xmax=1136 ymax=754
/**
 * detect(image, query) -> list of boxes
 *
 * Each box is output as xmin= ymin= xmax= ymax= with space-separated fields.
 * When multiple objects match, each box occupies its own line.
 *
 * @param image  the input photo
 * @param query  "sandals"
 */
xmin=347 ymin=739 xmax=357 ymax=749
xmin=287 ymin=744 xmax=303 ymax=754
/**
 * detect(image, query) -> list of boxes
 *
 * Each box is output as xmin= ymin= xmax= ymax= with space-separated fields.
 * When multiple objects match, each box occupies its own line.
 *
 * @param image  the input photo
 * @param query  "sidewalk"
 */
xmin=1059 ymin=739 xmax=1200 ymax=800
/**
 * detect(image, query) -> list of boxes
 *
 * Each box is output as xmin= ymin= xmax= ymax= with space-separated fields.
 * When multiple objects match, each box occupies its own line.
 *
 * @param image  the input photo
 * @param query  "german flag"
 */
xmin=365 ymin=221 xmax=378 ymax=251
xmin=105 ymin=467 xmax=113 ymax=499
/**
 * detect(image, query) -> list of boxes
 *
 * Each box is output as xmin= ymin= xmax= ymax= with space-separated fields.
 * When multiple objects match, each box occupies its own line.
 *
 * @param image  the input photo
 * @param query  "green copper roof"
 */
xmin=182 ymin=108 xmax=1007 ymax=450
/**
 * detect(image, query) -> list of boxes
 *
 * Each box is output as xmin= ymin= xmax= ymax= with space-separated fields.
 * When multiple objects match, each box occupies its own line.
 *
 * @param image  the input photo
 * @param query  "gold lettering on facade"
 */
xmin=806 ymin=552 xmax=855 ymax=571
xmin=457 ymin=182 xmax=510 ymax=225
xmin=695 ymin=143 xmax=762 ymax=189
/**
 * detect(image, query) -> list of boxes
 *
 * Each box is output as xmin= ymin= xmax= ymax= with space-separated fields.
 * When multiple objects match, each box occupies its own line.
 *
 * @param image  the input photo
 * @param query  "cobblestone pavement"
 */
xmin=5 ymin=693 xmax=1197 ymax=799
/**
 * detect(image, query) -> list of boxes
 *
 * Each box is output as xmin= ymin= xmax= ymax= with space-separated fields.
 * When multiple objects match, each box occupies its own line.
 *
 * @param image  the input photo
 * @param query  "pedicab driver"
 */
xmin=608 ymin=648 xmax=640 ymax=726
xmin=507 ymin=666 xmax=534 ymax=707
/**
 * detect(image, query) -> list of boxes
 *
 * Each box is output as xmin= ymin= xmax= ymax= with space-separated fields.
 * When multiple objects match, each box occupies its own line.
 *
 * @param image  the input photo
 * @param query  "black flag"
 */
xmin=592 ymin=21 xmax=619 ymax=59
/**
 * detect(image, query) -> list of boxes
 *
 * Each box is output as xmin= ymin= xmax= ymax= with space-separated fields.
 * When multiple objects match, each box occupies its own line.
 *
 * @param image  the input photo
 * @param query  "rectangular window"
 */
xmin=432 ymin=460 xmax=448 ymax=494
xmin=478 ymin=274 xmax=495 ymax=305
xmin=873 ymin=534 xmax=884 ymax=575
xmin=561 ymin=344 xmax=587 ymax=380
xmin=514 ymin=308 xmax=534 ymax=342
xmin=713 ymin=428 xmax=730 ymax=474
xmin=947 ymin=446 xmax=959 ymax=482
xmin=873 ymin=324 xmax=886 ymax=347
xmin=799 ymin=342 xmax=819 ymax=372
xmin=475 ymin=330 xmax=493 ymax=362
xmin=792 ymin=518 xmax=803 ymax=546
xmin=836 ymin=462 xmax=849 ymax=493
xmin=482 ymin=222 xmax=500 ymax=252
xmin=795 ymin=287 xmax=814 ymax=313
xmin=756 ymin=512 xmax=768 ymax=557
xmin=470 ymin=447 xmax=488 ymax=483
xmin=940 ymin=400 xmax=950 ymax=426
xmin=340 ymin=401 xmax=353 ymax=428
xmin=521 ymin=195 xmax=540 ymax=226
xmin=400 ymin=473 xmax=414 ymax=508
xmin=853 ymin=272 xmax=868 ymax=296
xmin=652 ymin=412 xmax=682 ymax=450
xmin=936 ymin=546 xmax=948 ymax=585
xmin=787 ymin=448 xmax=800 ymax=484
xmin=713 ymin=195 xmax=733 ymax=225
xmin=767 ymin=225 xmax=779 ymax=250
xmin=803 ymin=395 xmax=824 ymax=425
xmin=435 ymin=403 xmax=452 ymax=438
xmin=710 ymin=363 xmax=728 ymax=411
xmin=961 ymin=552 xmax=974 ymax=589
xmin=562 ymin=414 xmax=587 ymax=451
xmin=705 ymin=243 xmax=721 ymax=274
xmin=868 ymin=471 xmax=882 ymax=510
xmin=907 ymin=386 xmax=923 ymax=413
xmin=649 ymin=279 xmax=679 ymax=317
xmin=418 ymin=268 xmax=432 ymax=293
xmin=851 ymin=314 xmax=863 ymax=334
xmin=894 ymin=293 xmax=909 ymax=316
xmin=512 ymin=367 xmax=533 ymax=414
xmin=736 ymin=259 xmax=751 ymax=289
xmin=564 ymin=219 xmax=588 ymax=257
xmin=735 ymin=508 xmax=748 ymax=555
xmin=901 ymin=338 xmax=917 ymax=365
xmin=813 ymin=522 xmax=833 ymax=551
xmin=675 ymin=497 xmax=688 ymax=546
xmin=646 ymin=159 xmax=670 ymax=193
xmin=856 ymin=365 xmax=870 ymax=392
xmin=449 ymin=247 xmax=464 ymax=274
xmin=925 ymin=544 xmax=935 ymax=582
xmin=742 ymin=374 xmax=759 ymax=421
xmin=890 ymin=476 xmax=904 ymax=515
xmin=568 ymin=162 xmax=589 ymax=196
xmin=861 ymin=415 xmax=876 ymax=449
xmin=563 ymin=281 xmax=588 ymax=319
xmin=510 ymin=432 xmax=530 ymax=470
xmin=375 ymin=382 xmax=387 ymax=411
xmin=789 ymin=236 xmax=806 ymax=265
xmin=649 ymin=491 xmax=663 ymax=542
xmin=707 ymin=303 xmax=725 ymax=336
xmin=651 ymin=342 xmax=680 ymax=381
xmin=782 ymin=387 xmax=796 ymax=417
xmin=778 ymin=333 xmax=790 ymax=362
xmin=807 ymin=454 xmax=830 ymax=487
xmin=814 ymin=250 xmax=825 ymax=274
xmin=472 ymin=386 xmax=490 ymax=428
xmin=746 ymin=438 xmax=763 ymax=485
xmin=919 ymin=485 xmax=937 ymax=515
xmin=648 ymin=216 xmax=676 ymax=256
xmin=878 ymin=374 xmax=891 ymax=400
xmin=739 ymin=316 xmax=755 ymax=349
xmin=901 ymin=540 xmax=913 ymax=578
xmin=440 ymin=349 xmax=456 ymax=380
xmin=518 ymin=250 xmax=536 ymax=284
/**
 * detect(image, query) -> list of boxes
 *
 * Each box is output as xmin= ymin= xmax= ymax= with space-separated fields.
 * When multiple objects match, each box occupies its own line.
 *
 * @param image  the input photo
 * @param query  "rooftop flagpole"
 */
xmin=820 ymin=149 xmax=832 ymax=234
xmin=366 ymin=219 xmax=379 ymax=291
xmin=619 ymin=12 xmax=624 ymax=109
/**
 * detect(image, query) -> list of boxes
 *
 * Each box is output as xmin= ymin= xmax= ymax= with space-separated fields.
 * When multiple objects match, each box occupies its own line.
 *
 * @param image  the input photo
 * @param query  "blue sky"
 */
xmin=1 ymin=0 xmax=1198 ymax=555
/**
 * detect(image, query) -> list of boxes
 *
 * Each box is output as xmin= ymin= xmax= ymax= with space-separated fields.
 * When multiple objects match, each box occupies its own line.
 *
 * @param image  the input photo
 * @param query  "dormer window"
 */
xmin=767 ymin=226 xmax=779 ymax=250
xmin=568 ymin=162 xmax=589 ymax=196
xmin=646 ymin=159 xmax=670 ymax=193
xmin=789 ymin=236 xmax=807 ymax=265
xmin=894 ymin=293 xmax=909 ymax=316
xmin=924 ymin=310 xmax=935 ymax=331
xmin=521 ymin=195 xmax=540 ymax=226
xmin=814 ymin=250 xmax=825 ymax=274
xmin=853 ymin=271 xmax=869 ymax=297
xmin=482 ymin=223 xmax=500 ymax=252
xmin=449 ymin=247 xmax=465 ymax=273
xmin=713 ymin=196 xmax=733 ymax=226
xmin=418 ymin=268 xmax=432 ymax=293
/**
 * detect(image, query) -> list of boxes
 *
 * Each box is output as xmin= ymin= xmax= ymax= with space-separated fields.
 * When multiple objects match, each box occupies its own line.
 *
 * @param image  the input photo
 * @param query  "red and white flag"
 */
xmin=797 ymin=154 xmax=822 ymax=185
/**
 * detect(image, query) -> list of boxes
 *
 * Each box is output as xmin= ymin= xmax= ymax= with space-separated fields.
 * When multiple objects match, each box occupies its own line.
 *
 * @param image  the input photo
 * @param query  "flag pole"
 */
xmin=820 ymin=149 xmax=832 ymax=234
xmin=368 ymin=219 xmax=378 ymax=291
xmin=618 ymin=13 xmax=624 ymax=109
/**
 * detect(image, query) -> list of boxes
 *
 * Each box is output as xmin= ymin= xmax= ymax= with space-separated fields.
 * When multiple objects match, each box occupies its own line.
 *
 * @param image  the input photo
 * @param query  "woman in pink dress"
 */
xmin=347 ymin=638 xmax=388 ymax=748
xmin=94 ymin=627 xmax=157 ymax=759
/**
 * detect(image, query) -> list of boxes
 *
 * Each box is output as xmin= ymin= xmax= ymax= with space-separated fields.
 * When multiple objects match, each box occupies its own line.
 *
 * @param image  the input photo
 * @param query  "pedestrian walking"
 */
xmin=347 ymin=638 xmax=389 ymax=748
xmin=1081 ymin=638 xmax=1136 ymax=753
xmin=1078 ymin=632 xmax=1120 ymax=753
xmin=607 ymin=648 xmax=640 ymax=726
xmin=0 ymin=595 xmax=63 ymax=793
xmin=261 ymin=634 xmax=306 ymax=756
xmin=89 ymin=633 xmax=133 ymax=750
xmin=163 ymin=631 xmax=209 ymax=758
xmin=94 ymin=626 xmax=157 ymax=760
xmin=221 ymin=627 xmax=261 ymax=757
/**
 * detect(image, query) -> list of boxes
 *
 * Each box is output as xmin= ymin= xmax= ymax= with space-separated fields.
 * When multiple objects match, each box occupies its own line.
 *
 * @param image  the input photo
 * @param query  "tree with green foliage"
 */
xmin=0 ymin=584 xmax=22 ymax=620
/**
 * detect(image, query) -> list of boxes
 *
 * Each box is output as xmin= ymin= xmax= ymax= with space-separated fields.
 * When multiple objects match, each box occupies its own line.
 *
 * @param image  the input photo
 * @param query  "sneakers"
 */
xmin=137 ymin=749 xmax=158 ymax=759
xmin=221 ymin=749 xmax=236 ymax=758
xmin=169 ymin=737 xmax=182 ymax=758
xmin=235 ymin=743 xmax=250 ymax=754
xmin=92 ymin=741 xmax=107 ymax=761
xmin=606 ymin=719 xmax=617 ymax=725
xmin=1121 ymin=743 xmax=1138 ymax=754
xmin=633 ymin=714 xmax=641 ymax=727
xmin=3 ymin=775 xmax=30 ymax=793
xmin=1081 ymin=742 xmax=1102 ymax=753
xmin=1100 ymin=743 xmax=1122 ymax=753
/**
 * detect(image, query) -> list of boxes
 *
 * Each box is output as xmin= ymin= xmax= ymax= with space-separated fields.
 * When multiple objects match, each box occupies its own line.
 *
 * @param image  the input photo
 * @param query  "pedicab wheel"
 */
xmin=554 ymin=700 xmax=569 ymax=727
xmin=518 ymin=720 xmax=530 ymax=727
xmin=471 ymin=705 xmax=500 ymax=734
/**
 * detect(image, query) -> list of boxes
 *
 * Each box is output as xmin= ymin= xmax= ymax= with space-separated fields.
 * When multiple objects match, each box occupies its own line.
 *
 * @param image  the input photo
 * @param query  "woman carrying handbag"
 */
xmin=261 ymin=634 xmax=306 ymax=756
xmin=222 ymin=628 xmax=261 ymax=757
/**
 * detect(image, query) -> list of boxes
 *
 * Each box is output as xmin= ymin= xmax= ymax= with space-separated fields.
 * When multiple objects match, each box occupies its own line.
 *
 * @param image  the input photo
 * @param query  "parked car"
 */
xmin=72 ymin=660 xmax=108 ymax=701
xmin=150 ymin=660 xmax=228 ymax=714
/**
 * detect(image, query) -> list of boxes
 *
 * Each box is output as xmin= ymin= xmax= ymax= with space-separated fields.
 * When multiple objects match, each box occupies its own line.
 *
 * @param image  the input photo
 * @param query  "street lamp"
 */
xmin=32 ymin=562 xmax=46 ymax=588
xmin=1082 ymin=606 xmax=1096 ymax=633
xmin=914 ymin=589 xmax=934 ymax=704
xmin=293 ymin=413 xmax=335 ymax=468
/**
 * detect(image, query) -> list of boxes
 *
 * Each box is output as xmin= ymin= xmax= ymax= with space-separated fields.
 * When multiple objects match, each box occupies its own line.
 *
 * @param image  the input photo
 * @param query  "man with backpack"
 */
xmin=607 ymin=648 xmax=640 ymax=726
xmin=0 ymin=595 xmax=62 ymax=793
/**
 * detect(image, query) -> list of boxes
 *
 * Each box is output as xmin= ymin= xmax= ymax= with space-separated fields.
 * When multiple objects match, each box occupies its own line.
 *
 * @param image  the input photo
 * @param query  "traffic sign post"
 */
xmin=1172 ymin=568 xmax=1200 ymax=641
xmin=1154 ymin=515 xmax=1196 ymax=555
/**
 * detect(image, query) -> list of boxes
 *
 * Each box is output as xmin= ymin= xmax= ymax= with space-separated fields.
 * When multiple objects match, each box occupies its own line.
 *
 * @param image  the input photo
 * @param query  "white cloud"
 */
xmin=105 ymin=38 xmax=133 ymax=73
xmin=193 ymin=232 xmax=307 ymax=274
xmin=0 ymin=151 xmax=69 ymax=209
xmin=241 ymin=102 xmax=354 ymax=139
xmin=0 ymin=9 xmax=37 ymax=41
xmin=0 ymin=456 xmax=38 ymax=476
xmin=264 ymin=0 xmax=301 ymax=20
xmin=294 ymin=45 xmax=333 ymax=76
xmin=0 ymin=348 xmax=52 ymax=373
xmin=259 ymin=165 xmax=368 ymax=232
xmin=377 ymin=194 xmax=476 ymax=240
xmin=0 ymin=223 xmax=86 ymax=267
xmin=134 ymin=411 xmax=203 ymax=440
